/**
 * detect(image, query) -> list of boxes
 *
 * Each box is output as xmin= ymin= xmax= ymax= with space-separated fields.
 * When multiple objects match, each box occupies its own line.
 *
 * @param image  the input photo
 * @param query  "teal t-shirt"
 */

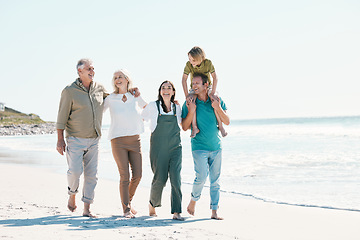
xmin=181 ymin=97 xmax=227 ymax=151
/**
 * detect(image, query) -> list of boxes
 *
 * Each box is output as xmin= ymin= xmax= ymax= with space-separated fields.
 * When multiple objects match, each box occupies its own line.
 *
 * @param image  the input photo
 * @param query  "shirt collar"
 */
xmin=193 ymin=62 xmax=203 ymax=69
xmin=76 ymin=78 xmax=92 ymax=92
xmin=196 ymin=96 xmax=210 ymax=104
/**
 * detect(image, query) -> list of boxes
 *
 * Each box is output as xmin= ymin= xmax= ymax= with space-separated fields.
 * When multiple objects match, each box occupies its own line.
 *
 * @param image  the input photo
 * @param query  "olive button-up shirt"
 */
xmin=56 ymin=78 xmax=107 ymax=138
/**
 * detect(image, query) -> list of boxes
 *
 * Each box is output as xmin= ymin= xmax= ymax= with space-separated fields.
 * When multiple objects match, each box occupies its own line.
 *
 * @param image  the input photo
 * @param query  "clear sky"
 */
xmin=1 ymin=0 xmax=359 ymax=123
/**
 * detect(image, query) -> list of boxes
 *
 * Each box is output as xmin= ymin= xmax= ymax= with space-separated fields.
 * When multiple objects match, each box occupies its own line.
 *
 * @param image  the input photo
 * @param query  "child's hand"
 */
xmin=174 ymin=100 xmax=180 ymax=105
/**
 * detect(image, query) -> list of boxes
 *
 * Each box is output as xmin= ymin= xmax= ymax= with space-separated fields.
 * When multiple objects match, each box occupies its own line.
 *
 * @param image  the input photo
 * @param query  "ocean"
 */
xmin=1 ymin=116 xmax=359 ymax=211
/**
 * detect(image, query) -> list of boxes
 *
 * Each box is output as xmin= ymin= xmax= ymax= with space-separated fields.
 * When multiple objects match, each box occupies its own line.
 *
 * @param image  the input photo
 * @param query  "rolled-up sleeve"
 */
xmin=176 ymin=104 xmax=182 ymax=124
xmin=141 ymin=102 xmax=152 ymax=122
xmin=136 ymin=95 xmax=147 ymax=109
xmin=183 ymin=62 xmax=191 ymax=75
xmin=56 ymin=89 xmax=72 ymax=130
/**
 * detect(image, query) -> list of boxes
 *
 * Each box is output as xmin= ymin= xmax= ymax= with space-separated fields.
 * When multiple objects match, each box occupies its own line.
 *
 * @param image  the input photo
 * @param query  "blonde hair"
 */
xmin=188 ymin=46 xmax=206 ymax=62
xmin=112 ymin=69 xmax=133 ymax=93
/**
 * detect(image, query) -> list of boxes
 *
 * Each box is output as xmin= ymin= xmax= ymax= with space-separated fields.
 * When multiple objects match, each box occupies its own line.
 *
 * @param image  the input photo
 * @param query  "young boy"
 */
xmin=181 ymin=46 xmax=227 ymax=138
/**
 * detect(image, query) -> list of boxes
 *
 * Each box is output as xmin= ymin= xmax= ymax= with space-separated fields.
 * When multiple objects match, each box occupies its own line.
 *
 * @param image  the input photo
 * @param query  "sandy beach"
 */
xmin=0 ymin=162 xmax=359 ymax=240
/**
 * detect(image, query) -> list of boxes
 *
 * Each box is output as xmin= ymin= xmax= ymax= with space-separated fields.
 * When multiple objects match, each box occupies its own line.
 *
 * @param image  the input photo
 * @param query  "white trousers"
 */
xmin=66 ymin=136 xmax=99 ymax=204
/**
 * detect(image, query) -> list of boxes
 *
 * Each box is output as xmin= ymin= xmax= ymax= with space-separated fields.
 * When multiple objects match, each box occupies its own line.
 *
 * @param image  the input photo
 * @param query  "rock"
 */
xmin=0 ymin=123 xmax=56 ymax=136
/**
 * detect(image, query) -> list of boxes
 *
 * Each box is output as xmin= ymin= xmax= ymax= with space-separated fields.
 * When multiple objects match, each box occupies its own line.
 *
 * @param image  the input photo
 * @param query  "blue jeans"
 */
xmin=191 ymin=150 xmax=222 ymax=210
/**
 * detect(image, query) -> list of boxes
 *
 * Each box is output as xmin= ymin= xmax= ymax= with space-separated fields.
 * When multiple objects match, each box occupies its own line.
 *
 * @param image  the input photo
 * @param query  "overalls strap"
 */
xmin=155 ymin=100 xmax=176 ymax=116
xmin=155 ymin=100 xmax=161 ymax=116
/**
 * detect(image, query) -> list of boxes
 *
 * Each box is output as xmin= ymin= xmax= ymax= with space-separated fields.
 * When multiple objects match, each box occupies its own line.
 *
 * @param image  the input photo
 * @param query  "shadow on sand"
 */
xmin=0 ymin=214 xmax=211 ymax=231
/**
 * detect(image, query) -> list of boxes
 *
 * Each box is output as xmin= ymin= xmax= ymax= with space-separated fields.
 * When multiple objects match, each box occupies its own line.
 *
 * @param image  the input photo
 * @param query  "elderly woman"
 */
xmin=103 ymin=69 xmax=147 ymax=218
xmin=142 ymin=80 xmax=183 ymax=220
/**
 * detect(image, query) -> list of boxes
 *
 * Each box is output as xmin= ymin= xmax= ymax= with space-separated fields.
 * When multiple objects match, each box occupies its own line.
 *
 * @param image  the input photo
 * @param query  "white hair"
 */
xmin=76 ymin=58 xmax=93 ymax=71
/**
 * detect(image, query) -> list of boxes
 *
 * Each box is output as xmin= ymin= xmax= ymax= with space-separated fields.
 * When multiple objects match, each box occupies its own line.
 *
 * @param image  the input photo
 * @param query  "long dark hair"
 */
xmin=157 ymin=80 xmax=176 ymax=113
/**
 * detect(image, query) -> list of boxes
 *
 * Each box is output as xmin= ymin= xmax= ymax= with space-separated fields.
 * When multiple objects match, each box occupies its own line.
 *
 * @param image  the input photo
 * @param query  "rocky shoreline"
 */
xmin=0 ymin=123 xmax=56 ymax=136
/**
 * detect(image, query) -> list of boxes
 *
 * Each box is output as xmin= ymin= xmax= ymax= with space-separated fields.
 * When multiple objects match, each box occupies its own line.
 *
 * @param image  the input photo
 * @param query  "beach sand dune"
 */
xmin=1 ymin=163 xmax=360 ymax=240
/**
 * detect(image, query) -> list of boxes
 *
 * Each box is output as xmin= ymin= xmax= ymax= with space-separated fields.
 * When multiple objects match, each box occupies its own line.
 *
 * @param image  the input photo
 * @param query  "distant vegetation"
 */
xmin=0 ymin=107 xmax=46 ymax=125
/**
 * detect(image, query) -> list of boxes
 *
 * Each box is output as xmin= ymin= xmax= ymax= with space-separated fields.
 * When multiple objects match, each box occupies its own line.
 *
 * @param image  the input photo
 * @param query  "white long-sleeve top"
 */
xmin=104 ymin=92 xmax=147 ymax=140
xmin=141 ymin=101 xmax=182 ymax=133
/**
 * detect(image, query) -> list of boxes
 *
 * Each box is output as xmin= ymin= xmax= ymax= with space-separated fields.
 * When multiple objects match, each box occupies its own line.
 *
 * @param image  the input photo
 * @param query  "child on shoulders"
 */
xmin=181 ymin=46 xmax=227 ymax=138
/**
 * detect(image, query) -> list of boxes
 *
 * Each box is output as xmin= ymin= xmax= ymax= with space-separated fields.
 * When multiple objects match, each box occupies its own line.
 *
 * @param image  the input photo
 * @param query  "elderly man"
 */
xmin=56 ymin=59 xmax=107 ymax=217
xmin=181 ymin=72 xmax=230 ymax=220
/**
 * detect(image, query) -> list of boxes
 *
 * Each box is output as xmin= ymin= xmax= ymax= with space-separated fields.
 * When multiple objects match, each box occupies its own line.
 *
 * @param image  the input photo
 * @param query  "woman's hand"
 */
xmin=129 ymin=87 xmax=140 ymax=97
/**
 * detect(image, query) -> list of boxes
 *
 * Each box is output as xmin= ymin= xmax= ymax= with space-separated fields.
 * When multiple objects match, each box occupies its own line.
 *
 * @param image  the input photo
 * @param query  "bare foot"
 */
xmin=83 ymin=212 xmax=97 ymax=218
xmin=211 ymin=210 xmax=224 ymax=220
xmin=149 ymin=203 xmax=157 ymax=217
xmin=130 ymin=205 xmax=137 ymax=215
xmin=219 ymin=126 xmax=228 ymax=137
xmin=124 ymin=211 xmax=136 ymax=219
xmin=67 ymin=195 xmax=77 ymax=212
xmin=173 ymin=213 xmax=184 ymax=221
xmin=190 ymin=127 xmax=200 ymax=138
xmin=187 ymin=200 xmax=196 ymax=216
xmin=83 ymin=202 xmax=96 ymax=218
